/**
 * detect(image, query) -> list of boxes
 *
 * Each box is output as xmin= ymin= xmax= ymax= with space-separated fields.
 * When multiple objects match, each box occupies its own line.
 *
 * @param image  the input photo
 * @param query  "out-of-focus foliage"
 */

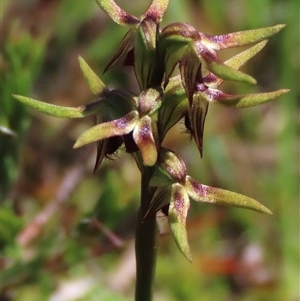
xmin=1 ymin=0 xmax=298 ymax=301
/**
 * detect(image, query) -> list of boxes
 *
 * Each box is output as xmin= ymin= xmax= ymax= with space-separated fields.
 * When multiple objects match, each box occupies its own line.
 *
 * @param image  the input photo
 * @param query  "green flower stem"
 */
xmin=135 ymin=169 xmax=158 ymax=301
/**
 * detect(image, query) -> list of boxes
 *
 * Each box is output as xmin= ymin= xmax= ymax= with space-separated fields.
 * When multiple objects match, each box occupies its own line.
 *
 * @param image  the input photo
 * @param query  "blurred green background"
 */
xmin=1 ymin=0 xmax=299 ymax=300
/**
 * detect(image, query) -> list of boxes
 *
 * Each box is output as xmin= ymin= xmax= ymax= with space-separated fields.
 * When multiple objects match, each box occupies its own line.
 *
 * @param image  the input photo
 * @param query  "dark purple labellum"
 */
xmin=161 ymin=204 xmax=170 ymax=216
xmin=106 ymin=136 xmax=123 ymax=155
xmin=124 ymin=132 xmax=139 ymax=153
xmin=184 ymin=114 xmax=192 ymax=133
xmin=124 ymin=49 xmax=135 ymax=67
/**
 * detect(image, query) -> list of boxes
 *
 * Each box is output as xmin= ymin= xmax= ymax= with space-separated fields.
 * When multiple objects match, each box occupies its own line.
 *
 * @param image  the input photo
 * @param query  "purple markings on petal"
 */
xmin=95 ymin=0 xmax=139 ymax=26
xmin=133 ymin=116 xmax=157 ymax=166
xmin=73 ymin=111 xmax=138 ymax=148
xmin=169 ymin=183 xmax=192 ymax=262
xmin=202 ymin=25 xmax=286 ymax=50
xmin=159 ymin=149 xmax=187 ymax=183
xmin=143 ymin=0 xmax=169 ymax=23
xmin=161 ymin=22 xmax=199 ymax=42
xmin=185 ymin=176 xmax=272 ymax=214
xmin=185 ymin=176 xmax=207 ymax=201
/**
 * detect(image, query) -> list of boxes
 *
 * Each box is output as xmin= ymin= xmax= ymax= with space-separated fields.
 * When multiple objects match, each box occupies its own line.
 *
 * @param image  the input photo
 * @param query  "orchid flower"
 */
xmin=146 ymin=149 xmax=272 ymax=261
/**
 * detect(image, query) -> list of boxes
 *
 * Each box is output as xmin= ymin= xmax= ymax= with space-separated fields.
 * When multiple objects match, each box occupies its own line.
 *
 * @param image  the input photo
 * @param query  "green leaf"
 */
xmin=74 ymin=110 xmax=138 ymax=148
xmin=185 ymin=176 xmax=272 ymax=214
xmin=12 ymin=95 xmax=102 ymax=118
xmin=169 ymin=183 xmax=192 ymax=262
xmin=95 ymin=0 xmax=139 ymax=26
xmin=78 ymin=56 xmax=107 ymax=95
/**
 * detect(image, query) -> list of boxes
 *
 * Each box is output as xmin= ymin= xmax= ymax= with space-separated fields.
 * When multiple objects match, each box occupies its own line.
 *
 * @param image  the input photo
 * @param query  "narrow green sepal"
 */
xmin=78 ymin=56 xmax=107 ymax=95
xmin=185 ymin=176 xmax=272 ymax=214
xmin=95 ymin=0 xmax=139 ymax=26
xmin=12 ymin=95 xmax=102 ymax=118
xmin=206 ymin=41 xmax=268 ymax=88
xmin=203 ymin=24 xmax=285 ymax=50
xmin=202 ymin=88 xmax=290 ymax=108
xmin=201 ymin=53 xmax=257 ymax=85
xmin=74 ymin=111 xmax=139 ymax=148
xmin=169 ymin=183 xmax=193 ymax=262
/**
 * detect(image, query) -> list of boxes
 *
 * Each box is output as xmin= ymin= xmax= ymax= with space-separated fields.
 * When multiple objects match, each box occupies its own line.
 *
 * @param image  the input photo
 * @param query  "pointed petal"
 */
xmin=202 ymin=24 xmax=285 ymax=50
xmin=180 ymin=46 xmax=202 ymax=103
xmin=103 ymin=29 xmax=136 ymax=73
xmin=185 ymin=176 xmax=272 ymax=214
xmin=133 ymin=116 xmax=157 ymax=166
xmin=95 ymin=0 xmax=139 ymax=26
xmin=169 ymin=183 xmax=192 ymax=262
xmin=12 ymin=95 xmax=102 ymax=118
xmin=204 ymin=41 xmax=268 ymax=88
xmin=78 ymin=56 xmax=107 ymax=95
xmin=74 ymin=111 xmax=138 ymax=148
xmin=200 ymin=88 xmax=290 ymax=108
xmin=188 ymin=92 xmax=209 ymax=157
xmin=143 ymin=0 xmax=170 ymax=23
